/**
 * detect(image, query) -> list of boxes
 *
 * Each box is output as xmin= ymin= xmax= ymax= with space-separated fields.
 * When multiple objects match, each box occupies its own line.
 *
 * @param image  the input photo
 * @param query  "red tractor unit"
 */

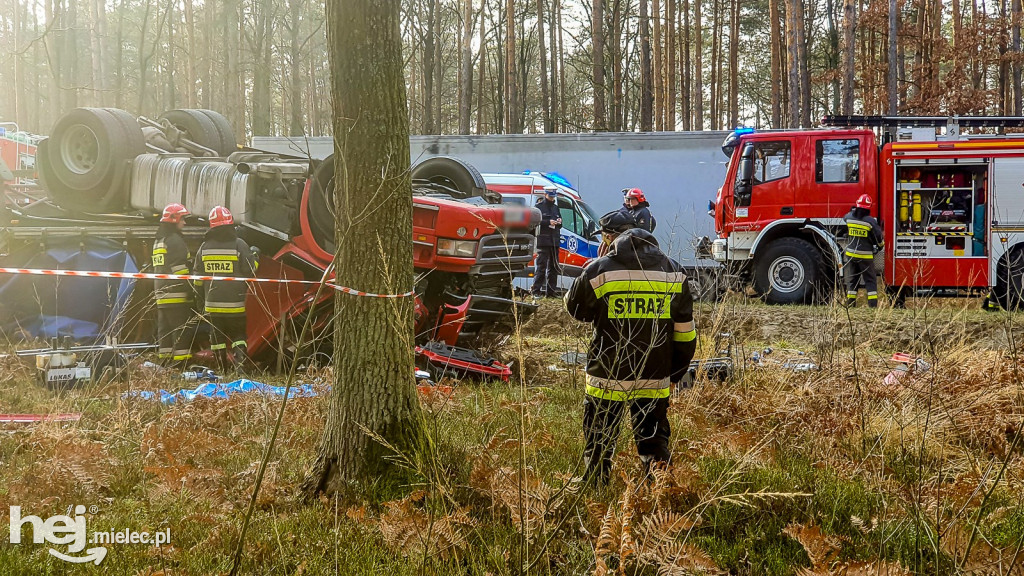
xmin=1 ymin=108 xmax=539 ymax=378
xmin=700 ymin=116 xmax=1024 ymax=309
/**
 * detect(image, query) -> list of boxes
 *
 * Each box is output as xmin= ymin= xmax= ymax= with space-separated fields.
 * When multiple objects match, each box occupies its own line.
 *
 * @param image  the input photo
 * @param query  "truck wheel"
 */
xmin=753 ymin=237 xmax=823 ymax=304
xmin=411 ymin=156 xmax=489 ymax=201
xmin=159 ymin=109 xmax=222 ymax=156
xmin=193 ymin=109 xmax=238 ymax=155
xmin=306 ymin=156 xmax=337 ymax=254
xmin=41 ymin=108 xmax=140 ymax=213
xmin=994 ymin=248 xmax=1024 ymax=310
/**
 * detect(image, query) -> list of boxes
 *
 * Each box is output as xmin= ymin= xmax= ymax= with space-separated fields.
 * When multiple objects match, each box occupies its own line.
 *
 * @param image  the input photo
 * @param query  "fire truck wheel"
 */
xmin=159 ymin=109 xmax=222 ymax=156
xmin=307 ymin=156 xmax=338 ymax=254
xmin=193 ymin=109 xmax=238 ymax=155
xmin=411 ymin=156 xmax=487 ymax=200
xmin=753 ymin=237 xmax=823 ymax=304
xmin=994 ymin=247 xmax=1024 ymax=310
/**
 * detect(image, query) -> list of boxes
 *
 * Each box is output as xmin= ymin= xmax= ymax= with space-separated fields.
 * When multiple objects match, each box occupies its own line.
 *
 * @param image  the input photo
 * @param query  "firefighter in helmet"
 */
xmin=620 ymin=188 xmax=657 ymax=233
xmin=153 ymin=203 xmax=197 ymax=366
xmin=194 ymin=206 xmax=259 ymax=371
xmin=843 ymin=194 xmax=884 ymax=308
xmin=564 ymin=210 xmax=696 ymax=486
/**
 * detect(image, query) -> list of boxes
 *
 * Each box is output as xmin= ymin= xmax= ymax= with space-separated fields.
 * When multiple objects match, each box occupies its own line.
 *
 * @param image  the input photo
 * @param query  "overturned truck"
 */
xmin=1 ymin=107 xmax=540 ymax=378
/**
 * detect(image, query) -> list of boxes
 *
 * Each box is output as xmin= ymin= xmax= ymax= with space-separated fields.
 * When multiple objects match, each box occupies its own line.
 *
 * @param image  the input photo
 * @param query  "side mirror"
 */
xmin=584 ymin=219 xmax=597 ymax=239
xmin=734 ymin=144 xmax=754 ymax=207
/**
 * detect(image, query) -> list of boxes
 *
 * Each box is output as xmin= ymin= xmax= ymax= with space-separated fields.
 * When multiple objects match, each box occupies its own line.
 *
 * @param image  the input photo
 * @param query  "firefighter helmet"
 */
xmin=623 ymin=188 xmax=647 ymax=203
xmin=160 ymin=203 xmax=190 ymax=224
xmin=599 ymin=210 xmax=637 ymax=234
xmin=855 ymin=194 xmax=873 ymax=209
xmin=208 ymin=206 xmax=234 ymax=228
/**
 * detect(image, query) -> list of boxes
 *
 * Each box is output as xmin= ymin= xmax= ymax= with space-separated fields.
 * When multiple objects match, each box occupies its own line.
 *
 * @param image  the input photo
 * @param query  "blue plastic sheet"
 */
xmin=0 ymin=236 xmax=138 ymax=341
xmin=124 ymin=378 xmax=319 ymax=404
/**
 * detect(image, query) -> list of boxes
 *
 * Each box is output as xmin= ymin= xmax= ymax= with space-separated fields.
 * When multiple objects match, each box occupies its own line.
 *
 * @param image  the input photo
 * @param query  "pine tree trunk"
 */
xmin=842 ymin=0 xmax=856 ymax=114
xmin=1014 ymin=0 xmax=1023 ymax=115
xmin=505 ymin=0 xmax=518 ymax=132
xmin=709 ymin=0 xmax=721 ymax=130
xmin=251 ymin=0 xmax=272 ymax=136
xmin=593 ymin=0 xmax=607 ymax=130
xmin=666 ymin=0 xmax=676 ymax=129
xmin=693 ymin=0 xmax=703 ymax=129
xmin=557 ymin=0 xmax=566 ymax=130
xmin=184 ymin=0 xmax=196 ymax=108
xmin=682 ymin=0 xmax=692 ymax=130
xmin=640 ymin=0 xmax=653 ymax=130
xmin=537 ymin=0 xmax=551 ymax=132
xmin=653 ymin=0 xmax=663 ymax=130
xmin=459 ymin=0 xmax=474 ymax=134
xmin=423 ymin=0 xmax=437 ymax=134
xmin=165 ymin=3 xmax=176 ymax=111
xmin=549 ymin=0 xmax=560 ymax=131
xmin=611 ymin=0 xmax=623 ymax=130
xmin=302 ymin=0 xmax=421 ymax=495
xmin=89 ymin=0 xmax=107 ymax=106
xmin=888 ymin=0 xmax=897 ymax=113
xmin=728 ymin=0 xmax=738 ymax=128
xmin=769 ymin=0 xmax=782 ymax=127
xmin=288 ymin=0 xmax=305 ymax=135
xmin=476 ymin=0 xmax=487 ymax=134
xmin=785 ymin=0 xmax=798 ymax=126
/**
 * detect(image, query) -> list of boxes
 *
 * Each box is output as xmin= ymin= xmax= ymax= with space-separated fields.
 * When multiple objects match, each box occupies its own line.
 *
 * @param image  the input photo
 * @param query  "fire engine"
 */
xmin=700 ymin=116 xmax=1024 ymax=309
xmin=0 ymin=108 xmax=539 ymax=379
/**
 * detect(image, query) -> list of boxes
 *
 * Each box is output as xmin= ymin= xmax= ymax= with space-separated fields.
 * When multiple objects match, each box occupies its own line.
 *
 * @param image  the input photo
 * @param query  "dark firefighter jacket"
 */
xmin=193 ymin=227 xmax=258 ymax=316
xmin=535 ymin=198 xmax=562 ymax=248
xmin=629 ymin=203 xmax=657 ymax=233
xmin=153 ymin=226 xmax=193 ymax=308
xmin=564 ymin=228 xmax=696 ymax=401
xmin=843 ymin=209 xmax=884 ymax=259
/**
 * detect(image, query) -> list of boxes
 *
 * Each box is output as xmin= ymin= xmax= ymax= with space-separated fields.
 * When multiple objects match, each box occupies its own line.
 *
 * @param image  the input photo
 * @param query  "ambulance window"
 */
xmin=503 ymin=197 xmax=526 ymax=206
xmin=557 ymin=197 xmax=583 ymax=235
xmin=752 ymin=141 xmax=791 ymax=185
xmin=815 ymin=139 xmax=860 ymax=183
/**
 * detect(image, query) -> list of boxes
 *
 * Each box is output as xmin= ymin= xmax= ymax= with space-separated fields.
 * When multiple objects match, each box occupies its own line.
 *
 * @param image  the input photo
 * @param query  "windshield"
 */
xmin=577 ymin=199 xmax=601 ymax=223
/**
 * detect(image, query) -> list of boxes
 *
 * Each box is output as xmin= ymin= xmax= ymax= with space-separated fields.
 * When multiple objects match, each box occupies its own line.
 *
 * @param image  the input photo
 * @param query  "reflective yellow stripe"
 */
xmin=202 ymin=255 xmax=238 ymax=261
xmin=153 ymin=248 xmax=167 ymax=254
xmin=231 ymin=340 xmax=247 ymax=348
xmin=867 ymin=294 xmax=878 ymax=300
xmin=210 ymin=343 xmax=227 ymax=350
xmin=172 ymin=353 xmax=193 ymax=361
xmin=585 ymin=385 xmax=670 ymax=401
xmin=206 ymin=306 xmax=246 ymax=314
xmin=593 ymin=280 xmax=683 ymax=299
xmin=845 ymin=252 xmax=874 ymax=259
xmin=673 ymin=329 xmax=696 ymax=342
xmin=608 ymin=294 xmax=672 ymax=318
xmin=156 ymin=297 xmax=190 ymax=305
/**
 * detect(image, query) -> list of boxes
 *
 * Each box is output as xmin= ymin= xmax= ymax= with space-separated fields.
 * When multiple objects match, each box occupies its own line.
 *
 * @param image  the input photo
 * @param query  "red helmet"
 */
xmin=160 ymin=203 xmax=190 ymax=223
xmin=208 ymin=206 xmax=234 ymax=228
xmin=855 ymin=194 xmax=873 ymax=209
xmin=624 ymin=187 xmax=647 ymax=203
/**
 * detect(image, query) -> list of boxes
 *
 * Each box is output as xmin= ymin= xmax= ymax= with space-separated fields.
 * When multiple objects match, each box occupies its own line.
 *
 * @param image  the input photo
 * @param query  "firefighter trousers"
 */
xmin=844 ymin=257 xmax=878 ymax=307
xmin=582 ymin=394 xmax=671 ymax=486
xmin=157 ymin=305 xmax=198 ymax=365
xmin=207 ymin=313 xmax=249 ymax=371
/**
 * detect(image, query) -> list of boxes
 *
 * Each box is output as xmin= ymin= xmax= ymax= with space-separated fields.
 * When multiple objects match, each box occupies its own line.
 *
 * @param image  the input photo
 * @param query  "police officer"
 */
xmin=194 ymin=206 xmax=259 ymax=370
xmin=565 ymin=210 xmax=696 ymax=486
xmin=843 ymin=194 xmax=884 ymax=308
xmin=532 ymin=187 xmax=562 ymax=299
xmin=153 ymin=203 xmax=197 ymax=366
xmin=621 ymin=188 xmax=656 ymax=232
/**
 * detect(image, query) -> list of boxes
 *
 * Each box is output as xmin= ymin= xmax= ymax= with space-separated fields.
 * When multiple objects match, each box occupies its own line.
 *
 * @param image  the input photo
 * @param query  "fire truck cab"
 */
xmin=704 ymin=117 xmax=1024 ymax=308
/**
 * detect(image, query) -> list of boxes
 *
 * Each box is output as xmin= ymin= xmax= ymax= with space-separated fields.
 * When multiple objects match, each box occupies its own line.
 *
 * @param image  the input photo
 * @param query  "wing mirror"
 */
xmin=734 ymin=144 xmax=754 ymax=207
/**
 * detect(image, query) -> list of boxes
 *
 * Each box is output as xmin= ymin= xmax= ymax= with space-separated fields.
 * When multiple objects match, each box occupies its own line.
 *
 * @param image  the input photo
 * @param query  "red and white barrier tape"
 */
xmin=0 ymin=267 xmax=414 ymax=299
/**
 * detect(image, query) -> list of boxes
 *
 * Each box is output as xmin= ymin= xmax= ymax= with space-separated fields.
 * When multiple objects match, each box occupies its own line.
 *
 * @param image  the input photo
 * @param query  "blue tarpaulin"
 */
xmin=124 ymin=378 xmax=319 ymax=404
xmin=0 ymin=236 xmax=138 ymax=341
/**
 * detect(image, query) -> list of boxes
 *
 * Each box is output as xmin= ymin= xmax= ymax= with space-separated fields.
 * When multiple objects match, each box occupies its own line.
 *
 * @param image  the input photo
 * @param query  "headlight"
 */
xmin=436 ymin=239 xmax=479 ymax=257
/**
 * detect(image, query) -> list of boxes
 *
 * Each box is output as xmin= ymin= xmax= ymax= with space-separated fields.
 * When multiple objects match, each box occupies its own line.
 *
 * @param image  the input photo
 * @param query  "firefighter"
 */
xmin=532 ymin=188 xmax=562 ymax=299
xmin=153 ymin=203 xmax=197 ymax=366
xmin=194 ymin=206 xmax=259 ymax=371
xmin=565 ymin=210 xmax=696 ymax=486
xmin=843 ymin=194 xmax=885 ymax=308
xmin=621 ymin=188 xmax=657 ymax=233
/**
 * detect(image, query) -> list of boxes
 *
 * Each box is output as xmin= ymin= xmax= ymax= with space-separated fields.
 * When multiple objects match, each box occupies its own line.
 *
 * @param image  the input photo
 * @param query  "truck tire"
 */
xmin=306 ymin=156 xmax=337 ymax=254
xmin=158 ymin=109 xmax=222 ymax=156
xmin=194 ymin=109 xmax=238 ymax=155
xmin=411 ymin=156 xmax=488 ymax=201
xmin=753 ymin=237 xmax=823 ymax=304
xmin=41 ymin=108 xmax=141 ymax=213
xmin=994 ymin=247 xmax=1024 ymax=310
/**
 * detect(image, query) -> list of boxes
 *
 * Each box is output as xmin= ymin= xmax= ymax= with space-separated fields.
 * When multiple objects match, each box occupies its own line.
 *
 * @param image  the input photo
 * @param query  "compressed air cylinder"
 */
xmin=912 ymin=193 xmax=922 ymax=224
xmin=899 ymin=193 xmax=909 ymax=222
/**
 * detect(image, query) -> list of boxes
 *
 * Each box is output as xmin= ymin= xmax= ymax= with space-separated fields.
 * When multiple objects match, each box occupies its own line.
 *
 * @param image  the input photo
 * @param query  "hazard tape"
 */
xmin=0 ymin=267 xmax=414 ymax=299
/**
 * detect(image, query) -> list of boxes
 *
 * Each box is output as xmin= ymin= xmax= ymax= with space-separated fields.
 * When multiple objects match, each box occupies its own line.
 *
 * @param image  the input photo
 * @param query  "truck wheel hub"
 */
xmin=59 ymin=125 xmax=100 ymax=175
xmin=769 ymin=256 xmax=805 ymax=293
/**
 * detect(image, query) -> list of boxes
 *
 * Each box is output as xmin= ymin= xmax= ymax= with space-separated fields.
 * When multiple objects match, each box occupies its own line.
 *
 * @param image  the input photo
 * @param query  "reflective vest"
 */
xmin=152 ymin=232 xmax=192 ymax=308
xmin=194 ymin=235 xmax=258 ymax=316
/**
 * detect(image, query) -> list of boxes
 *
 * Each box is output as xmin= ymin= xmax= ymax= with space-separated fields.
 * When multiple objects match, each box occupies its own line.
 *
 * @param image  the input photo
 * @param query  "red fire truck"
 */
xmin=700 ymin=116 xmax=1024 ymax=308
